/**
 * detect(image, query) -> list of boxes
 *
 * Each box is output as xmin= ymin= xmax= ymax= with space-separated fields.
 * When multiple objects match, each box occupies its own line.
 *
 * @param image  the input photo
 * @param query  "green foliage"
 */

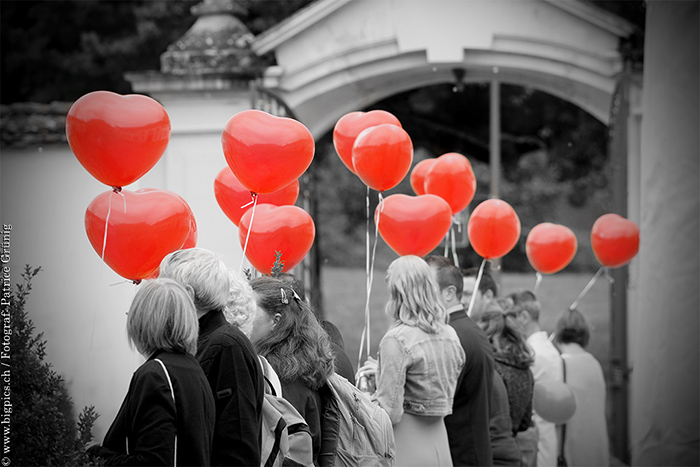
xmin=9 ymin=265 xmax=101 ymax=466
xmin=270 ymin=251 xmax=285 ymax=277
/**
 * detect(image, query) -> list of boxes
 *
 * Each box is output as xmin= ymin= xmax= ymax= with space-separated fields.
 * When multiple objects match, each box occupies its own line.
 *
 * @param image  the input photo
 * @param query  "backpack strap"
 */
xmin=154 ymin=358 xmax=177 ymax=467
xmin=259 ymin=355 xmax=278 ymax=396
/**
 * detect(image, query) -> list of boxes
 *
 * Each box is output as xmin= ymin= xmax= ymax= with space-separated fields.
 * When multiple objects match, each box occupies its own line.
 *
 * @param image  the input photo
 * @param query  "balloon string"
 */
xmin=569 ymin=266 xmax=605 ymax=310
xmin=358 ymin=186 xmax=371 ymax=366
xmin=241 ymin=192 xmax=256 ymax=209
xmin=450 ymin=222 xmax=459 ymax=268
xmin=466 ymin=258 xmax=487 ymax=317
xmin=534 ymin=272 xmax=543 ymax=295
xmin=239 ymin=193 xmax=258 ymax=273
xmin=358 ymin=190 xmax=383 ymax=366
xmin=100 ymin=189 xmax=126 ymax=262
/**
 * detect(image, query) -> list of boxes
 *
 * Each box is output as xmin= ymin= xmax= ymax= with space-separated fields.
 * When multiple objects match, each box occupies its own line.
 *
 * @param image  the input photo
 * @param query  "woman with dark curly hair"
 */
xmin=479 ymin=308 xmax=537 ymax=466
xmin=249 ymin=275 xmax=335 ymax=465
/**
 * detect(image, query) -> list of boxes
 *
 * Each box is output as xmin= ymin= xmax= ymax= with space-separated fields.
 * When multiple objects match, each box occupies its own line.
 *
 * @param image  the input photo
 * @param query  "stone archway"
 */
xmin=250 ymin=0 xmax=640 ymax=462
xmin=251 ymin=0 xmax=635 ymax=135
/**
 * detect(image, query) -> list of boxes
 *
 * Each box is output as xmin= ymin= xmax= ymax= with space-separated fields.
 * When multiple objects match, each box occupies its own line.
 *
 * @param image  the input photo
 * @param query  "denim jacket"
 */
xmin=375 ymin=322 xmax=465 ymax=424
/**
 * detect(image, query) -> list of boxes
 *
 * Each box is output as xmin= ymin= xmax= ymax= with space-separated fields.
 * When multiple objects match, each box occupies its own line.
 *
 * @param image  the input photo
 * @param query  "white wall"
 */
xmin=0 ymin=87 xmax=252 ymax=439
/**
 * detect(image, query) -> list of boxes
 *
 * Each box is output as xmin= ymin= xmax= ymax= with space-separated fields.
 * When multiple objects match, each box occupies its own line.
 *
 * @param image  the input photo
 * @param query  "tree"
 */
xmin=8 ymin=265 xmax=99 ymax=466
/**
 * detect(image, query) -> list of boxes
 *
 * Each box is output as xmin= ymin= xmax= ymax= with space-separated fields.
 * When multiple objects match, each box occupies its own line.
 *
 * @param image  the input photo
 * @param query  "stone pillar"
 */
xmin=126 ymin=0 xmax=261 ymax=268
xmin=630 ymin=2 xmax=699 ymax=465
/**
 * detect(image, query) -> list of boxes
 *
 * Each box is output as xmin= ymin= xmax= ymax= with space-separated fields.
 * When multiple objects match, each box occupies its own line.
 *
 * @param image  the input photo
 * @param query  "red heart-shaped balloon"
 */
xmin=222 ymin=110 xmax=314 ymax=194
xmin=424 ymin=152 xmax=476 ymax=214
xmin=352 ymin=124 xmax=413 ymax=192
xmin=410 ymin=158 xmax=436 ymax=196
xmin=66 ymin=91 xmax=171 ymax=188
xmin=85 ymin=189 xmax=192 ymax=281
xmin=333 ymin=110 xmax=402 ymax=174
xmin=526 ymin=223 xmax=578 ymax=274
xmin=376 ymin=194 xmax=453 ymax=257
xmin=214 ymin=166 xmax=300 ymax=226
xmin=468 ymin=199 xmax=521 ymax=259
xmin=239 ymin=204 xmax=315 ymax=273
xmin=591 ymin=213 xmax=639 ymax=268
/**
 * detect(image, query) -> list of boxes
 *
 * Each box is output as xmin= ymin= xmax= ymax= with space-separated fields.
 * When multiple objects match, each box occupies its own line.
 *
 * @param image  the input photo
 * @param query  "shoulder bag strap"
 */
xmin=154 ymin=358 xmax=177 ymax=467
xmin=557 ymin=355 xmax=567 ymax=466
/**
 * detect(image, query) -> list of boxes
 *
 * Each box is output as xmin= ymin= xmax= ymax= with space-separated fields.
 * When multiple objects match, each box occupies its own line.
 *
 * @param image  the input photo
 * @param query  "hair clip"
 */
xmin=292 ymin=290 xmax=302 ymax=302
xmin=280 ymin=288 xmax=289 ymax=304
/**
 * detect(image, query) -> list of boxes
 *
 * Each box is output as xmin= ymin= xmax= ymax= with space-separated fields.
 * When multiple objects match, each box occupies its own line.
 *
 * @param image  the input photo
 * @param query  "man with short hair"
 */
xmin=426 ymin=255 xmax=494 ymax=466
xmin=510 ymin=290 xmax=564 ymax=467
xmin=461 ymin=265 xmax=501 ymax=322
xmin=160 ymin=248 xmax=264 ymax=466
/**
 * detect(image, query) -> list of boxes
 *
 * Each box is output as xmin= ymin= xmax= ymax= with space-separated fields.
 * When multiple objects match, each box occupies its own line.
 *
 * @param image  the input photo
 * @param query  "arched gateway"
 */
xmin=250 ymin=2 xmax=639 ymax=464
xmin=251 ymin=0 xmax=635 ymax=135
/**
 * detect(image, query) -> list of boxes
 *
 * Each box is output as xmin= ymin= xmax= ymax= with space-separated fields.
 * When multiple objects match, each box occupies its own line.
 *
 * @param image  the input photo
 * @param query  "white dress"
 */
xmin=560 ymin=347 xmax=609 ymax=467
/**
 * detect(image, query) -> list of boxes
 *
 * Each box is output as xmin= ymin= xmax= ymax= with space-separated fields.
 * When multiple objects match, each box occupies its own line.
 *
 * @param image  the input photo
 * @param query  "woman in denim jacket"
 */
xmin=359 ymin=255 xmax=465 ymax=466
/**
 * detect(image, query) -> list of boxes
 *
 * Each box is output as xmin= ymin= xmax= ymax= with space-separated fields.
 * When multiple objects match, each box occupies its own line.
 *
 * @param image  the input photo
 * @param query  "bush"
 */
xmin=7 ymin=265 xmax=101 ymax=466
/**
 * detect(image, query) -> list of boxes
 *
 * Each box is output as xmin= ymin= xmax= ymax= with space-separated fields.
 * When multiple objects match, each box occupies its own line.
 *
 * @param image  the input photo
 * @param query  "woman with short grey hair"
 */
xmin=88 ymin=278 xmax=215 ymax=466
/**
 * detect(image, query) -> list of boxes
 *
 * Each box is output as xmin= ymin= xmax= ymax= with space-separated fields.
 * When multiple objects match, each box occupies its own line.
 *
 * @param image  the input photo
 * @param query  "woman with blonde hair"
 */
xmin=88 ymin=278 xmax=215 ymax=466
xmin=359 ymin=255 xmax=465 ymax=467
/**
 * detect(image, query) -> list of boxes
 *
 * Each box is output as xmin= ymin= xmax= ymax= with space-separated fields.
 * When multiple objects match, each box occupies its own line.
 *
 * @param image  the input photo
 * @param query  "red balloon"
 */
xmin=526 ymin=223 xmax=578 ymax=274
xmin=85 ymin=189 xmax=191 ymax=281
xmin=66 ymin=91 xmax=171 ymax=188
xmin=410 ymin=159 xmax=436 ymax=195
xmin=468 ymin=199 xmax=521 ymax=259
xmin=239 ymin=204 xmax=315 ymax=274
xmin=181 ymin=201 xmax=198 ymax=250
xmin=533 ymin=380 xmax=577 ymax=425
xmin=591 ymin=213 xmax=640 ymax=268
xmin=214 ymin=167 xmax=300 ymax=226
xmin=222 ymin=110 xmax=314 ymax=194
xmin=333 ymin=110 xmax=402 ymax=174
xmin=424 ymin=152 xmax=476 ymax=214
xmin=376 ymin=194 xmax=453 ymax=257
xmin=352 ymin=124 xmax=413 ymax=192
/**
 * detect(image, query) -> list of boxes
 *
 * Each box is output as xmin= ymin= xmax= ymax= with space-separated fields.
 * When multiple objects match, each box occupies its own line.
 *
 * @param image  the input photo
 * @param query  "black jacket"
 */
xmin=197 ymin=309 xmax=265 ymax=466
xmin=445 ymin=309 xmax=496 ymax=467
xmin=90 ymin=351 xmax=215 ymax=466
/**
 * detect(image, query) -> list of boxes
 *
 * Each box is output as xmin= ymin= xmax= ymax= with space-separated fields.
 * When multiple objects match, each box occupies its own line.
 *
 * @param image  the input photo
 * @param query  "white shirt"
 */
xmin=527 ymin=331 xmax=564 ymax=467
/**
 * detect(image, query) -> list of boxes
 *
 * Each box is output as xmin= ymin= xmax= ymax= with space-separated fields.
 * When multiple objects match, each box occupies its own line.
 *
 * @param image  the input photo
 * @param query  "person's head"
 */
xmin=127 ymin=278 xmax=198 ymax=357
xmin=385 ymin=255 xmax=447 ymax=334
xmin=277 ymin=272 xmax=307 ymax=302
xmin=223 ymin=269 xmax=257 ymax=338
xmin=425 ymin=255 xmax=463 ymax=309
xmin=553 ymin=308 xmax=591 ymax=348
xmin=159 ymin=248 xmax=229 ymax=317
xmin=461 ymin=264 xmax=498 ymax=320
xmin=249 ymin=276 xmax=334 ymax=389
xmin=506 ymin=289 xmax=542 ymax=337
xmin=477 ymin=310 xmax=533 ymax=367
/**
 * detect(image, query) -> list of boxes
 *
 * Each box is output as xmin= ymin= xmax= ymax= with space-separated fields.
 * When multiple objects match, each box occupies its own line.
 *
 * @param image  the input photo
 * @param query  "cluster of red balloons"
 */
xmin=67 ymin=91 xmax=197 ymax=282
xmin=218 ymin=110 xmax=316 ymax=273
xmin=331 ymin=109 xmax=641 ymax=269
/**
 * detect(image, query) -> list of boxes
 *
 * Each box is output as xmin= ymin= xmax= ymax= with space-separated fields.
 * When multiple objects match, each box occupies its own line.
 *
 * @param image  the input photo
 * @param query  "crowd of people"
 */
xmin=87 ymin=248 xmax=609 ymax=467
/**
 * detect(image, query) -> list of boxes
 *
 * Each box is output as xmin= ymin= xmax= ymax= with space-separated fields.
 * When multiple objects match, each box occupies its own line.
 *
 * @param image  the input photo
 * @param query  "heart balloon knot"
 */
xmin=133 ymin=279 xmax=142 ymax=286
xmin=112 ymin=186 xmax=122 ymax=193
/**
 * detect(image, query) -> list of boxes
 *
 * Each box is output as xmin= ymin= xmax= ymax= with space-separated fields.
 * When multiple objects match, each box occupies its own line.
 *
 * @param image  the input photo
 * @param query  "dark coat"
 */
xmin=495 ymin=356 xmax=534 ymax=435
xmin=446 ymin=309 xmax=496 ymax=467
xmin=90 ymin=351 xmax=215 ymax=466
xmin=197 ymin=310 xmax=265 ymax=467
